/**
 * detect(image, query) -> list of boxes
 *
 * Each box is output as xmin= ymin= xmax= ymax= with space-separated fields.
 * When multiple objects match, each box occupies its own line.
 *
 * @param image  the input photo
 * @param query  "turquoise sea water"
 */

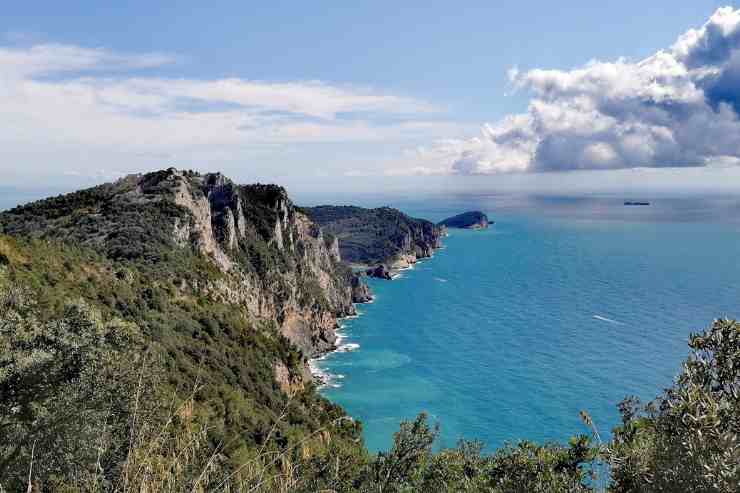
xmin=316 ymin=194 xmax=740 ymax=452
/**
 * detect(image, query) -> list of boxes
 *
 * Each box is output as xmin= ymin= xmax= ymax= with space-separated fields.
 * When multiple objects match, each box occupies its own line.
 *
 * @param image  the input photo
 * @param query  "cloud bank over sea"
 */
xmin=408 ymin=7 xmax=740 ymax=175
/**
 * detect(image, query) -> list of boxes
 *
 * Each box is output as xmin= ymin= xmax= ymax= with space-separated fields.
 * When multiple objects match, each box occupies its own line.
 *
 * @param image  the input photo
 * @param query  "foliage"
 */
xmin=0 ymin=179 xmax=188 ymax=264
xmin=0 ymin=232 xmax=361 ymax=485
xmin=607 ymin=318 xmax=740 ymax=492
xmin=249 ymin=413 xmax=597 ymax=493
xmin=0 ymin=271 xmax=148 ymax=490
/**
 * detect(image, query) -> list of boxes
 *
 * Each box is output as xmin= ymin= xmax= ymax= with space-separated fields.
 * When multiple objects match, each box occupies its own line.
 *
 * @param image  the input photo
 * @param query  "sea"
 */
xmin=311 ymin=193 xmax=740 ymax=452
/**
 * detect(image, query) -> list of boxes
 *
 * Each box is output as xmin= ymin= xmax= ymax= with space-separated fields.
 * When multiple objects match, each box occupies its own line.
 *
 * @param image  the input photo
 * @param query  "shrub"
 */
xmin=0 ymin=273 xmax=149 ymax=490
xmin=607 ymin=319 xmax=740 ymax=492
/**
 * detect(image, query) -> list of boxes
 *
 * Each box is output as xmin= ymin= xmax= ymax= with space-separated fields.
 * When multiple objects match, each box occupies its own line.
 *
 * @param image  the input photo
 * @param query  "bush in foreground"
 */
xmin=607 ymin=318 xmax=740 ymax=492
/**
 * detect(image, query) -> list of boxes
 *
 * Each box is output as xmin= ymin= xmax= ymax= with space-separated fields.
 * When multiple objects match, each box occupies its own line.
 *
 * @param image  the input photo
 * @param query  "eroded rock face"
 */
xmin=0 ymin=167 xmax=373 ymax=388
xmin=171 ymin=171 xmax=234 ymax=270
xmin=273 ymin=360 xmax=309 ymax=396
xmin=351 ymin=274 xmax=374 ymax=302
xmin=162 ymin=170 xmax=366 ymax=358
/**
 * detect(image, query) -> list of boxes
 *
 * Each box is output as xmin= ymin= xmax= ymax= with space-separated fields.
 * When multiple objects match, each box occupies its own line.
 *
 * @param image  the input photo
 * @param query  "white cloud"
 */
xmin=410 ymin=6 xmax=740 ymax=175
xmin=0 ymin=42 xmax=455 ymax=183
xmin=0 ymin=43 xmax=176 ymax=77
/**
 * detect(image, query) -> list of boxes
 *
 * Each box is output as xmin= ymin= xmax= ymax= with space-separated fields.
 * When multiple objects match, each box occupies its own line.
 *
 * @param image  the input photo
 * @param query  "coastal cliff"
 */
xmin=0 ymin=168 xmax=369 ymax=360
xmin=303 ymin=205 xmax=445 ymax=277
xmin=0 ymin=168 xmax=374 ymax=480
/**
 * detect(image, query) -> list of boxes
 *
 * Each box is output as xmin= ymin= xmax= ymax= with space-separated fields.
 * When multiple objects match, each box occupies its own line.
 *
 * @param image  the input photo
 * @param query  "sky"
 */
xmin=3 ymin=1 xmax=740 ymax=195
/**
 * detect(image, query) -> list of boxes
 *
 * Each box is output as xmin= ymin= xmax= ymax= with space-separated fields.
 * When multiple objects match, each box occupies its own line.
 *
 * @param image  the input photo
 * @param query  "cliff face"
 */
xmin=0 ymin=170 xmax=370 ymax=466
xmin=0 ymin=168 xmax=366 ymax=358
xmin=173 ymin=175 xmax=358 ymax=356
xmin=303 ymin=206 xmax=445 ymax=273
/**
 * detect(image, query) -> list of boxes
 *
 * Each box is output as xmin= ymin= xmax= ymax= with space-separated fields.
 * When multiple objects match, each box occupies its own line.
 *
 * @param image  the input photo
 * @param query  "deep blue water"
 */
xmin=316 ymin=194 xmax=740 ymax=452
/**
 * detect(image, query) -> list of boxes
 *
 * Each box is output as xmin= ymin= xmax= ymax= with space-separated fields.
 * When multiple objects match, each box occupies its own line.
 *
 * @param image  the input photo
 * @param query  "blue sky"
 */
xmin=3 ymin=1 xmax=740 ymax=194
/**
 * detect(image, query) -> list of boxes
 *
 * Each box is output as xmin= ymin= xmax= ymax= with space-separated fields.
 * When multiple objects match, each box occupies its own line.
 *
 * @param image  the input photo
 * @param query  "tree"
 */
xmin=0 ymin=273 xmax=146 ymax=490
xmin=608 ymin=319 xmax=740 ymax=492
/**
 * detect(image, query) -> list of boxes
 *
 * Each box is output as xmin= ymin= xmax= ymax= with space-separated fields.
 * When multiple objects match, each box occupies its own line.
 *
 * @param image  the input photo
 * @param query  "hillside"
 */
xmin=302 ymin=205 xmax=445 ymax=271
xmin=0 ymin=168 xmax=373 ymax=356
xmin=0 ymin=168 xmax=371 ymax=487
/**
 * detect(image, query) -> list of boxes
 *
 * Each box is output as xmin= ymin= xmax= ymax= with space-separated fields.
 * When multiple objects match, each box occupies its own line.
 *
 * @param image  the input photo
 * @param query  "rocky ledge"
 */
xmin=351 ymin=273 xmax=375 ymax=301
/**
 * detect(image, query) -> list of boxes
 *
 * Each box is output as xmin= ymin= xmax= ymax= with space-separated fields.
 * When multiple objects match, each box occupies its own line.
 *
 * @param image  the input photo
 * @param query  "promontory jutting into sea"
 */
xmin=2 ymin=3 xmax=740 ymax=491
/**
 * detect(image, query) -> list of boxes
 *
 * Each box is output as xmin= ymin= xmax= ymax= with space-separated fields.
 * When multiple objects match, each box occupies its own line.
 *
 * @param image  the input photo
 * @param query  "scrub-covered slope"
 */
xmin=1 ymin=168 xmax=370 ymax=356
xmin=0 ymin=168 xmax=370 ymax=487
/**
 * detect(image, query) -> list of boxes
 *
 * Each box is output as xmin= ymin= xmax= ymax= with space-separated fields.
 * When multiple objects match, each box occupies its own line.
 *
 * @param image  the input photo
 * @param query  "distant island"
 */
xmin=438 ymin=211 xmax=490 ymax=230
xmin=624 ymin=201 xmax=651 ymax=206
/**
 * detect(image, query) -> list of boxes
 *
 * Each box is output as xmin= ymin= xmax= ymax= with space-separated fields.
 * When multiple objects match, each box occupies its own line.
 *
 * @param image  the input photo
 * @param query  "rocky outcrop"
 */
xmin=170 ymin=171 xmax=368 ymax=357
xmin=0 ymin=173 xmax=377 ymax=462
xmin=366 ymin=264 xmax=392 ymax=280
xmin=438 ymin=211 xmax=490 ymax=230
xmin=351 ymin=274 xmax=374 ymax=302
xmin=273 ymin=360 xmax=310 ymax=396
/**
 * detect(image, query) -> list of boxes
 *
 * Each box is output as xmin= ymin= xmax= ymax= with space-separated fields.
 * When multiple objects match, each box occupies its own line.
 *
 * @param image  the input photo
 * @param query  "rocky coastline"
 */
xmin=0 ymin=168 xmax=461 ymax=391
xmin=309 ymin=221 xmax=446 ymax=386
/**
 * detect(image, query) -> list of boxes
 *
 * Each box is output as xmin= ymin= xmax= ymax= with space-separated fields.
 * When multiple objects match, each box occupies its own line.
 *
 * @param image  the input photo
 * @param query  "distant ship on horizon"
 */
xmin=624 ymin=201 xmax=651 ymax=206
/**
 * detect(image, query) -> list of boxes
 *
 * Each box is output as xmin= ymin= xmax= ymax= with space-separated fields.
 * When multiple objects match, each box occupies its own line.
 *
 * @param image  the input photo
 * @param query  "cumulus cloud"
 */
xmin=415 ymin=6 xmax=740 ymax=175
xmin=0 ymin=42 xmax=454 ymax=183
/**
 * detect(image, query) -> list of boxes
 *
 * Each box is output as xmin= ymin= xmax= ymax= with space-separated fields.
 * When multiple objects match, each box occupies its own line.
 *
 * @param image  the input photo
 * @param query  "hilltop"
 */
xmin=0 ymin=169 xmax=374 ymax=487
xmin=0 ymin=168 xmax=375 ymax=355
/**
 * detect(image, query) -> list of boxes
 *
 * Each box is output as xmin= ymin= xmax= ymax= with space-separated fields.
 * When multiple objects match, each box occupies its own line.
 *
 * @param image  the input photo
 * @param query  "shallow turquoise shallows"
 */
xmin=316 ymin=195 xmax=740 ymax=452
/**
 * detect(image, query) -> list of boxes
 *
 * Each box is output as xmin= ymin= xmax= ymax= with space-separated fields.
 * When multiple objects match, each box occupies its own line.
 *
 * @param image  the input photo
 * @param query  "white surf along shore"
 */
xmin=309 ymin=254 xmax=437 ymax=389
xmin=309 ymin=313 xmax=362 ymax=389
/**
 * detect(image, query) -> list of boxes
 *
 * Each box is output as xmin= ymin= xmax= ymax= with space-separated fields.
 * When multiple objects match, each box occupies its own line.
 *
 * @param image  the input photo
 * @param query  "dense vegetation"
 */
xmin=0 ymin=234 xmax=361 ymax=490
xmin=607 ymin=318 xmax=740 ymax=491
xmin=0 ymin=172 xmax=298 ymax=277
xmin=0 ymin=170 xmax=365 ymax=490
xmin=0 ymin=172 xmax=737 ymax=491
xmin=302 ymin=205 xmax=442 ymax=266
